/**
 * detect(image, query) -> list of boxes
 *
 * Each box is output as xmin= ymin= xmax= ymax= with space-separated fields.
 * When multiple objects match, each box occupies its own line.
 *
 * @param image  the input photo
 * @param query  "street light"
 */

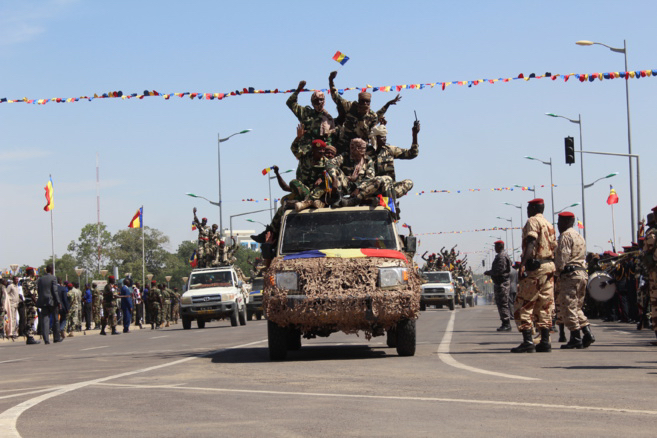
xmin=186 ymin=193 xmax=220 ymax=206
xmin=496 ymin=216 xmax=515 ymax=262
xmin=165 ymin=275 xmax=172 ymax=288
xmin=246 ymin=218 xmax=267 ymax=228
xmin=576 ymin=39 xmax=635 ymax=239
xmin=503 ymin=202 xmax=524 ymax=254
xmin=268 ymin=169 xmax=293 ymax=221
xmin=229 ymin=208 xmax=271 ymax=243
xmin=545 ymin=112 xmax=586 ymax=238
xmin=584 ymin=172 xmax=618 ymax=189
xmin=523 ymin=156 xmax=555 ymax=227
xmin=218 ymin=129 xmax=252 ymax=233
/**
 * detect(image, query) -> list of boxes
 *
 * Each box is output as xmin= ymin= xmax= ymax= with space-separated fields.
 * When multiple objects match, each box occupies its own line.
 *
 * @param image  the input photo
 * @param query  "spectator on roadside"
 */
xmin=132 ymin=282 xmax=143 ymax=329
xmin=36 ymin=264 xmax=63 ymax=344
xmin=83 ymin=283 xmax=92 ymax=330
xmin=57 ymin=278 xmax=70 ymax=336
xmin=5 ymin=276 xmax=22 ymax=339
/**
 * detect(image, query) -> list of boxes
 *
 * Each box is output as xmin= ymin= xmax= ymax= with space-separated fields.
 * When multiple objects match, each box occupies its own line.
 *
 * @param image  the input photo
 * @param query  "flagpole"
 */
xmin=50 ymin=174 xmax=56 ymax=276
xmin=611 ymin=203 xmax=617 ymax=251
xmin=141 ymin=206 xmax=145 ymax=291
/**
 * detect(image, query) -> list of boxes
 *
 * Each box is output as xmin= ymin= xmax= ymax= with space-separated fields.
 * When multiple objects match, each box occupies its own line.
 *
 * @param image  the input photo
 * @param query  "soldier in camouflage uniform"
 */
xmin=91 ymin=283 xmax=101 ymax=329
xmin=22 ymin=267 xmax=40 ymax=344
xmin=149 ymin=281 xmax=162 ymax=329
xmin=290 ymin=126 xmax=331 ymax=211
xmin=511 ymin=198 xmax=557 ymax=353
xmin=101 ymin=276 xmax=121 ymax=335
xmin=641 ymin=208 xmax=657 ymax=345
xmin=161 ymin=285 xmax=171 ymax=327
xmin=369 ymin=121 xmax=420 ymax=199
xmin=193 ymin=208 xmax=210 ymax=268
xmin=327 ymin=138 xmax=384 ymax=207
xmin=171 ymin=288 xmax=180 ymax=324
xmin=554 ymin=211 xmax=594 ymax=349
xmin=328 ymin=70 xmax=401 ymax=154
xmin=66 ymin=282 xmax=82 ymax=336
xmin=287 ymin=80 xmax=336 ymax=148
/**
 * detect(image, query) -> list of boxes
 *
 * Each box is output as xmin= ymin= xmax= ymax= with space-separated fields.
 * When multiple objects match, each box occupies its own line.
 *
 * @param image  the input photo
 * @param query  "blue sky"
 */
xmin=2 ymin=0 xmax=656 ymax=272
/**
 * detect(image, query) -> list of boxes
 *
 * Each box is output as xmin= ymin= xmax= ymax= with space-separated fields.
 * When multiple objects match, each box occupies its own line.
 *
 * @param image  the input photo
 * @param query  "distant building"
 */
xmin=222 ymin=229 xmax=258 ymax=251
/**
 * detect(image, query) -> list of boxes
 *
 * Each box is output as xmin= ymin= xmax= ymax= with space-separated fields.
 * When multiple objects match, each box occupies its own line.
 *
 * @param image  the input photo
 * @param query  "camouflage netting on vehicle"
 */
xmin=264 ymin=257 xmax=421 ymax=339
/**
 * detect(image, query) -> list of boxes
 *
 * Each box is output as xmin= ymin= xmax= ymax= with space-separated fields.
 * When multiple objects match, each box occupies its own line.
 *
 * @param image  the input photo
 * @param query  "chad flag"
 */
xmin=332 ymin=51 xmax=349 ymax=66
xmin=128 ymin=207 xmax=143 ymax=228
xmin=43 ymin=177 xmax=54 ymax=211
xmin=606 ymin=185 xmax=619 ymax=205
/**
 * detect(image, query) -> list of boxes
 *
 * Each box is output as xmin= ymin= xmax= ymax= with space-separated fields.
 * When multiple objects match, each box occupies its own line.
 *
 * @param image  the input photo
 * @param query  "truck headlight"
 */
xmin=275 ymin=272 xmax=298 ymax=291
xmin=378 ymin=267 xmax=409 ymax=288
xmin=181 ymin=296 xmax=192 ymax=305
xmin=223 ymin=293 xmax=236 ymax=301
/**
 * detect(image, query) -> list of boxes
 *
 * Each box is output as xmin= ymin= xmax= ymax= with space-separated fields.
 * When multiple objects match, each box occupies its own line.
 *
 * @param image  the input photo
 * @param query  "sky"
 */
xmin=2 ymin=0 xmax=656 ymax=273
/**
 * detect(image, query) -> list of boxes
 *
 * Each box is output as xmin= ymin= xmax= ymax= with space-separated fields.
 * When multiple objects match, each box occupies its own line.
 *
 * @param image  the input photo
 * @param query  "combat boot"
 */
xmin=67 ymin=332 xmax=74 ymax=338
xmin=100 ymin=324 xmax=107 ymax=335
xmin=26 ymin=336 xmax=41 ymax=345
xmin=165 ymin=321 xmax=170 ymax=327
xmin=558 ymin=323 xmax=567 ymax=342
xmin=294 ymin=200 xmax=313 ymax=212
xmin=496 ymin=320 xmax=512 ymax=331
xmin=561 ymin=329 xmax=583 ymax=349
xmin=251 ymin=225 xmax=273 ymax=244
xmin=311 ymin=200 xmax=325 ymax=209
xmin=340 ymin=194 xmax=363 ymax=207
xmin=111 ymin=327 xmax=121 ymax=335
xmin=581 ymin=325 xmax=596 ymax=348
xmin=535 ymin=328 xmax=552 ymax=352
xmin=510 ymin=329 xmax=535 ymax=353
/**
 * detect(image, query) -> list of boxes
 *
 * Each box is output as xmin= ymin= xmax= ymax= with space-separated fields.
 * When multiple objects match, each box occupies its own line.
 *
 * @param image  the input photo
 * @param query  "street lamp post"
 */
xmin=229 ymin=208 xmax=272 ymax=243
xmin=496 ymin=217 xmax=515 ymax=262
xmin=523 ymin=156 xmax=555 ymax=227
xmin=554 ymin=202 xmax=581 ymax=215
xmin=218 ymin=129 xmax=252 ymax=233
xmin=576 ymin=40 xmax=635 ymax=239
xmin=165 ymin=276 xmax=172 ymax=288
xmin=546 ymin=112 xmax=586 ymax=238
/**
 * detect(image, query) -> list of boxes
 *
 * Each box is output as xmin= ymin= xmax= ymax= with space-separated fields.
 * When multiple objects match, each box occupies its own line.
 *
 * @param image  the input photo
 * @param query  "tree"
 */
xmin=41 ymin=253 xmax=79 ymax=283
xmin=108 ymin=227 xmax=170 ymax=282
xmin=233 ymin=246 xmax=261 ymax=280
xmin=67 ymin=223 xmax=112 ymax=275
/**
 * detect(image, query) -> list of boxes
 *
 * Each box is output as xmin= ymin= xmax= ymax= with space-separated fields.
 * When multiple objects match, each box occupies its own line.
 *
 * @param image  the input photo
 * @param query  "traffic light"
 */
xmin=565 ymin=136 xmax=575 ymax=165
xmin=481 ymin=260 xmax=485 ymax=267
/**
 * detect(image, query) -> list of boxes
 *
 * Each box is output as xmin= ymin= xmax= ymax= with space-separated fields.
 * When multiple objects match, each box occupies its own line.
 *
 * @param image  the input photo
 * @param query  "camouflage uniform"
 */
xmin=642 ymin=228 xmax=657 ymax=335
xmin=171 ymin=290 xmax=180 ymax=323
xmin=92 ymin=285 xmax=102 ymax=328
xmin=327 ymin=152 xmax=377 ymax=196
xmin=286 ymin=90 xmax=335 ymax=147
xmin=329 ymin=85 xmax=389 ymax=154
xmin=162 ymin=288 xmax=171 ymax=326
xmin=370 ymin=142 xmax=419 ymax=198
xmin=290 ymin=138 xmax=330 ymax=201
xmin=66 ymin=287 xmax=82 ymax=333
xmin=22 ymin=278 xmax=39 ymax=339
xmin=101 ymin=283 xmax=119 ymax=330
xmin=149 ymin=286 xmax=162 ymax=328
xmin=194 ymin=219 xmax=210 ymax=268
xmin=514 ymin=213 xmax=557 ymax=331
xmin=554 ymin=227 xmax=589 ymax=331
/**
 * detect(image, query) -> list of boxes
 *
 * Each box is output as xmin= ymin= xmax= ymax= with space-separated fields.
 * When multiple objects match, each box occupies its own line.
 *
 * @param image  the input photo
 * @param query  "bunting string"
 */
xmin=415 ymin=227 xmax=521 ymax=236
xmin=3 ymin=68 xmax=656 ymax=106
xmin=414 ymin=184 xmax=555 ymax=196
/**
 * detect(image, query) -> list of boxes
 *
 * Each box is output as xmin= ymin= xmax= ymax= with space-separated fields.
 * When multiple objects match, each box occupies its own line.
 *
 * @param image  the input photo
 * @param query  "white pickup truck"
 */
xmin=180 ymin=266 xmax=249 ymax=329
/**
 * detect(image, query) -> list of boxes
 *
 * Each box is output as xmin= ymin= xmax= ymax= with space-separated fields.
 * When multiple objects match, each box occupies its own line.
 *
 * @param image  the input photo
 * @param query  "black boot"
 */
xmin=535 ymin=328 xmax=552 ymax=352
xmin=558 ymin=323 xmax=566 ymax=342
xmin=497 ymin=320 xmax=512 ymax=331
xmin=26 ymin=336 xmax=41 ymax=345
xmin=510 ymin=329 xmax=535 ymax=353
xmin=250 ymin=225 xmax=273 ymax=244
xmin=581 ymin=325 xmax=596 ymax=348
xmin=561 ymin=329 xmax=583 ymax=349
xmin=100 ymin=324 xmax=107 ymax=335
xmin=340 ymin=194 xmax=363 ymax=207
xmin=111 ymin=327 xmax=121 ymax=335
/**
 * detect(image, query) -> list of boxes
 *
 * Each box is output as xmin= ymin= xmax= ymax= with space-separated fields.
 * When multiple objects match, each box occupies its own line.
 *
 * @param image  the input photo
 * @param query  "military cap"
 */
xmin=358 ymin=92 xmax=371 ymax=102
xmin=651 ymin=205 xmax=657 ymax=213
xmin=202 ymin=217 xmax=207 ymax=221
xmin=312 ymin=139 xmax=327 ymax=148
xmin=558 ymin=211 xmax=575 ymax=218
xmin=528 ymin=198 xmax=544 ymax=205
xmin=151 ymin=280 xmax=156 ymax=285
xmin=494 ymin=240 xmax=504 ymax=245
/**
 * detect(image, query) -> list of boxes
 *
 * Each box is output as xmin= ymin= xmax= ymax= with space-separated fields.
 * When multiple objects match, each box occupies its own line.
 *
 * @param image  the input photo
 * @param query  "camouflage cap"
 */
xmin=358 ymin=92 xmax=371 ymax=102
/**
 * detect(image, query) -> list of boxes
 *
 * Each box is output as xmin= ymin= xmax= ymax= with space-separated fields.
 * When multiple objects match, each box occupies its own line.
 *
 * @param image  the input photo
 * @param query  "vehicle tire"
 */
xmin=395 ymin=319 xmax=416 ymax=357
xmin=287 ymin=329 xmax=302 ymax=351
xmin=182 ymin=317 xmax=191 ymax=330
xmin=268 ymin=320 xmax=288 ymax=361
xmin=386 ymin=328 xmax=397 ymax=348
xmin=239 ymin=303 xmax=247 ymax=326
xmin=256 ymin=312 xmax=263 ymax=320
xmin=449 ymin=299 xmax=455 ymax=311
xmin=197 ymin=319 xmax=206 ymax=329
xmin=247 ymin=310 xmax=253 ymax=321
xmin=230 ymin=305 xmax=239 ymax=327
xmin=420 ymin=302 xmax=426 ymax=311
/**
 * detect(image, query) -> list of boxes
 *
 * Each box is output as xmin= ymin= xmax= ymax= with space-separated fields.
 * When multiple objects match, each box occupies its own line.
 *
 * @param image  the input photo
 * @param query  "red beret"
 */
xmin=151 ymin=280 xmax=156 ymax=285
xmin=202 ymin=217 xmax=207 ymax=221
xmin=108 ymin=275 xmax=115 ymax=280
xmin=558 ymin=211 xmax=575 ymax=218
xmin=622 ymin=246 xmax=632 ymax=250
xmin=312 ymin=139 xmax=327 ymax=148
xmin=494 ymin=240 xmax=504 ymax=245
xmin=528 ymin=198 xmax=544 ymax=205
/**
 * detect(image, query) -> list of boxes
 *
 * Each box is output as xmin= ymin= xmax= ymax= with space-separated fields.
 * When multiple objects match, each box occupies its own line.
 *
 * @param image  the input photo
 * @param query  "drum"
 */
xmin=587 ymin=271 xmax=616 ymax=302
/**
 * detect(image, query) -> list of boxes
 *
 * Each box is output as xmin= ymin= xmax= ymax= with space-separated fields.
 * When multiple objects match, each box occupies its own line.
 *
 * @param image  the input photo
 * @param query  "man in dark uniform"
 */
xmin=485 ymin=240 xmax=512 ymax=331
xmin=36 ymin=264 xmax=63 ymax=344
xmin=101 ymin=275 xmax=121 ymax=335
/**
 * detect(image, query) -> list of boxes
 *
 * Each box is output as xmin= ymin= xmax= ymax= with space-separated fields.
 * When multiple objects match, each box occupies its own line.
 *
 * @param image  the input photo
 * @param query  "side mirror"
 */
xmin=405 ymin=236 xmax=417 ymax=253
xmin=237 ymin=280 xmax=243 ymax=288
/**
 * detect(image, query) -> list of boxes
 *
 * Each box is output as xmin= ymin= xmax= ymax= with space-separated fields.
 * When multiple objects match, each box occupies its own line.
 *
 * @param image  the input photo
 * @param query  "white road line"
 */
xmin=0 ymin=339 xmax=267 ymax=438
xmin=437 ymin=311 xmax=540 ymax=381
xmin=90 ymin=383 xmax=657 ymax=416
xmin=80 ymin=346 xmax=108 ymax=351
xmin=150 ymin=336 xmax=168 ymax=339
xmin=0 ymin=358 xmax=31 ymax=365
xmin=0 ymin=389 xmax=57 ymax=401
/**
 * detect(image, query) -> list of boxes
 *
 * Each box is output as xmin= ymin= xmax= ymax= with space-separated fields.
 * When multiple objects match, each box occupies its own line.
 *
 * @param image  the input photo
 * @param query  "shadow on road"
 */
xmin=210 ymin=344 xmax=389 ymax=364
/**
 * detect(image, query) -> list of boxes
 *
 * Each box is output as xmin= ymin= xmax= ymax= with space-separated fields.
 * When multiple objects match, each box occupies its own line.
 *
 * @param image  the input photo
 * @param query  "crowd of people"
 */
xmin=0 ymin=265 xmax=182 ymax=345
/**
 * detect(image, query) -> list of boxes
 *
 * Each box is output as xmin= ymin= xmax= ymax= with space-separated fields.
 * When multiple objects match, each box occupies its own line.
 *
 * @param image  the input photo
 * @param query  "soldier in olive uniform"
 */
xmin=66 ymin=282 xmax=82 ymax=336
xmin=22 ymin=267 xmax=41 ymax=344
xmin=286 ymin=80 xmax=336 ymax=148
xmin=91 ymin=283 xmax=102 ymax=329
xmin=554 ymin=211 xmax=594 ymax=349
xmin=171 ymin=288 xmax=180 ymax=324
xmin=101 ymin=276 xmax=121 ymax=335
xmin=642 ymin=207 xmax=657 ymax=345
xmin=161 ymin=285 xmax=171 ymax=327
xmin=193 ymin=208 xmax=210 ymax=268
xmin=290 ymin=126 xmax=331 ymax=211
xmin=328 ymin=70 xmax=401 ymax=154
xmin=511 ymin=198 xmax=557 ymax=353
xmin=149 ymin=281 xmax=162 ymax=329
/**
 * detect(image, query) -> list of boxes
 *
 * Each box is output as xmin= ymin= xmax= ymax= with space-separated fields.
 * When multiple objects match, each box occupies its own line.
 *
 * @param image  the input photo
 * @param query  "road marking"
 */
xmin=0 ymin=389 xmax=57 ymax=401
xmin=437 ymin=311 xmax=540 ymax=381
xmin=150 ymin=336 xmax=168 ymax=339
xmin=80 ymin=346 xmax=108 ymax=351
xmin=0 ymin=339 xmax=267 ymax=437
xmin=91 ymin=383 xmax=657 ymax=416
xmin=0 ymin=358 xmax=31 ymax=365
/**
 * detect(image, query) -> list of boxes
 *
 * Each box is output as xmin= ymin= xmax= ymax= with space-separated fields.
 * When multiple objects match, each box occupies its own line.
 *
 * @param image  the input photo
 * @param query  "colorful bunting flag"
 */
xmin=128 ymin=207 xmax=143 ymax=228
xmin=43 ymin=177 xmax=54 ymax=212
xmin=332 ymin=51 xmax=349 ymax=66
xmin=606 ymin=185 xmax=619 ymax=205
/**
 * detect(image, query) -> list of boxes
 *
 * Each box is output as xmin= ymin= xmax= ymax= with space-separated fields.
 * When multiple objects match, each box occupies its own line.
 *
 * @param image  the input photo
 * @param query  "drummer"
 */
xmin=555 ymin=211 xmax=595 ymax=349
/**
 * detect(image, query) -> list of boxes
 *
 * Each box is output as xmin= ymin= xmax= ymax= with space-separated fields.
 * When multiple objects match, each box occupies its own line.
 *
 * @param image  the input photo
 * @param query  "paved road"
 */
xmin=1 ymin=305 xmax=655 ymax=437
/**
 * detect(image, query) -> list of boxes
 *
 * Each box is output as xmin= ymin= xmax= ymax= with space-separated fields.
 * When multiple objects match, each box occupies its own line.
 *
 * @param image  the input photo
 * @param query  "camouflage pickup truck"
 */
xmin=263 ymin=206 xmax=421 ymax=360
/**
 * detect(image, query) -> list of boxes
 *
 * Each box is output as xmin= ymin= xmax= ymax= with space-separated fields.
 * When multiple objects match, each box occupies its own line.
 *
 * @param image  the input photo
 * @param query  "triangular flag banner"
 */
xmin=606 ymin=185 xmax=619 ymax=205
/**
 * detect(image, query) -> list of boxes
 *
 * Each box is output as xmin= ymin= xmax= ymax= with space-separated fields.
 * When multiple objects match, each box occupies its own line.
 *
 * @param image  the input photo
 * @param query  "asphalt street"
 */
xmin=1 ymin=304 xmax=656 ymax=438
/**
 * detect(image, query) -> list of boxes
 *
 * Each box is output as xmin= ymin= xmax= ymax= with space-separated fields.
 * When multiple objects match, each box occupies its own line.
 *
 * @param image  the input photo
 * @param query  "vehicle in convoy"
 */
xmin=180 ymin=266 xmax=249 ymax=329
xmin=420 ymin=271 xmax=455 ymax=311
xmin=263 ymin=206 xmax=421 ymax=360
xmin=247 ymin=276 xmax=265 ymax=320
xmin=459 ymin=277 xmax=476 ymax=307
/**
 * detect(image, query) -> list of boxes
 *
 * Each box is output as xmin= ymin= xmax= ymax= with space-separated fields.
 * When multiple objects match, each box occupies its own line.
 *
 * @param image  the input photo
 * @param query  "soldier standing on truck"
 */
xmin=193 ymin=208 xmax=210 ymax=268
xmin=286 ymin=79 xmax=336 ymax=148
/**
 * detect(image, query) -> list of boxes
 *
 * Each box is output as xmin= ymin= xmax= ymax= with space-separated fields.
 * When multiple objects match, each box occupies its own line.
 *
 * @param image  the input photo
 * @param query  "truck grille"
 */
xmin=423 ymin=287 xmax=445 ymax=293
xmin=191 ymin=295 xmax=222 ymax=304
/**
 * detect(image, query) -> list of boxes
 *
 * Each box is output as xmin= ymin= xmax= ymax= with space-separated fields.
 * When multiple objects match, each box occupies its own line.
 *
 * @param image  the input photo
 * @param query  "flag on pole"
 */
xmin=377 ymin=194 xmax=396 ymax=214
xmin=128 ymin=207 xmax=143 ymax=228
xmin=577 ymin=220 xmax=584 ymax=229
xmin=332 ymin=51 xmax=350 ymax=66
xmin=262 ymin=167 xmax=272 ymax=175
xmin=192 ymin=222 xmax=197 ymax=231
xmin=43 ymin=177 xmax=54 ymax=211
xmin=606 ymin=185 xmax=619 ymax=205
xmin=189 ymin=250 xmax=198 ymax=268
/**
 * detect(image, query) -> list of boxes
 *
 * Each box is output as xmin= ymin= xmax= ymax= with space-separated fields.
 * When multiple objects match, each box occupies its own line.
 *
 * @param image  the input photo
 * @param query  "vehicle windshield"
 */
xmin=251 ymin=278 xmax=264 ymax=291
xmin=422 ymin=272 xmax=451 ymax=283
xmin=189 ymin=271 xmax=233 ymax=289
xmin=280 ymin=210 xmax=397 ymax=254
